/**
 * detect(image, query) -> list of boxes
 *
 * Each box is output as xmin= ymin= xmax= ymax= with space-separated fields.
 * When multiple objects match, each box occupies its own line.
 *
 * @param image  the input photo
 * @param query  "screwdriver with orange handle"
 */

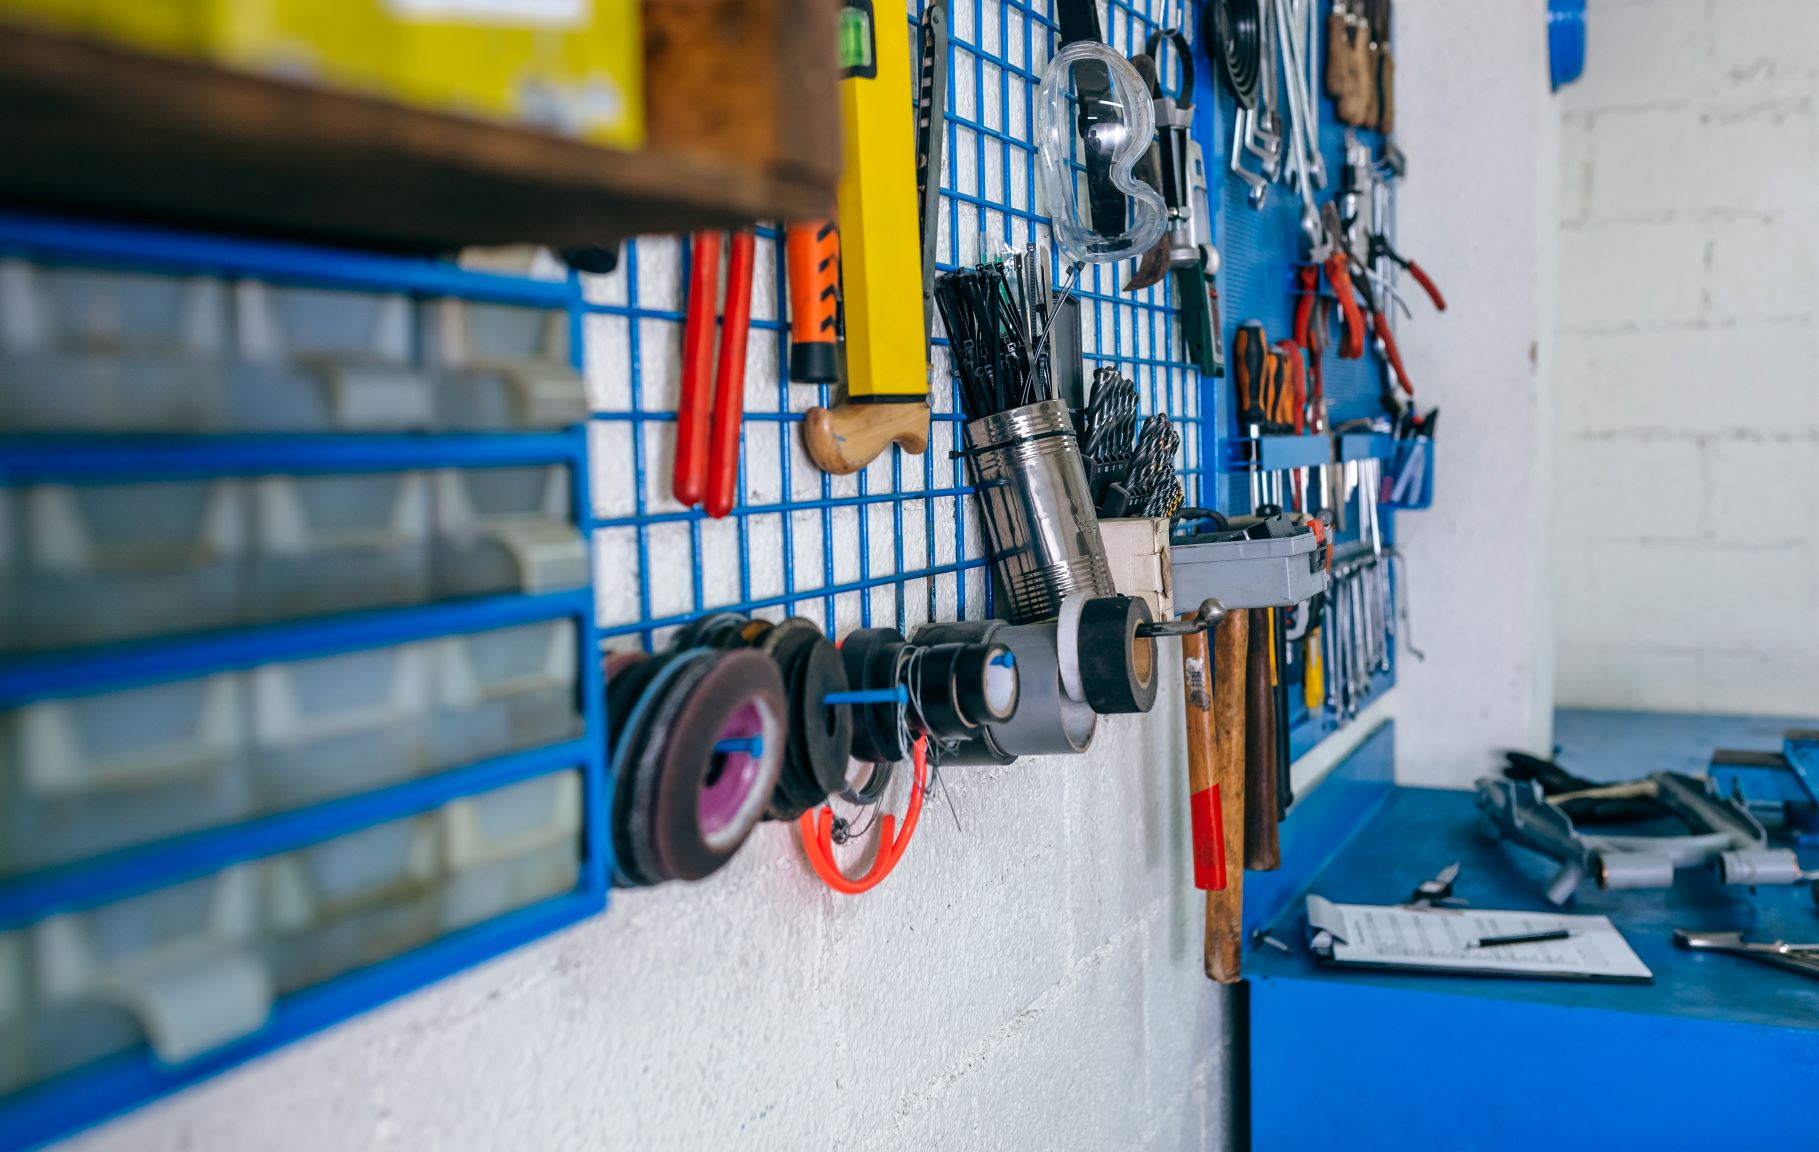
xmin=785 ymin=221 xmax=841 ymax=383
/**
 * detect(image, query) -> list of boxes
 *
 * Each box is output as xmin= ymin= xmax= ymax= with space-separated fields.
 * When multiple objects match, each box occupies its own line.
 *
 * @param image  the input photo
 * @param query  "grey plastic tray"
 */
xmin=1169 ymin=530 xmax=1328 ymax=610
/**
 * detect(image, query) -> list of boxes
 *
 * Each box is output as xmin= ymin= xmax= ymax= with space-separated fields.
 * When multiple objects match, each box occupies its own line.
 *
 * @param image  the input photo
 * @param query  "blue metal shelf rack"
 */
xmin=0 ymin=217 xmax=609 ymax=1151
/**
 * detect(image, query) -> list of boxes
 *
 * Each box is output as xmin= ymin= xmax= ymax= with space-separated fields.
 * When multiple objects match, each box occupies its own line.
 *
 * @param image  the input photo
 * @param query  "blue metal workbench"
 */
xmin=1243 ymin=721 xmax=1819 ymax=1152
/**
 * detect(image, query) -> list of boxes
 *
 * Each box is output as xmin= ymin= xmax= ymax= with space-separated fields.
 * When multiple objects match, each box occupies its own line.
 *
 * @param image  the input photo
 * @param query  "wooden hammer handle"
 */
xmin=1206 ymin=608 xmax=1249 ymax=983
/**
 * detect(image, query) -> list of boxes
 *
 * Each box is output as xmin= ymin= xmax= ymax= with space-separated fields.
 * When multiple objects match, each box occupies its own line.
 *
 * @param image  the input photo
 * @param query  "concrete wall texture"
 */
xmin=1379 ymin=0 xmax=1557 ymax=787
xmin=50 ymin=3 xmax=1557 ymax=1149
xmin=1554 ymin=0 xmax=1819 ymax=715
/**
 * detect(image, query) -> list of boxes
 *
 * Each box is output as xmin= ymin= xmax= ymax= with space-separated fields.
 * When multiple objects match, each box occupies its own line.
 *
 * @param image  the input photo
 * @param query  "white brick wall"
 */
xmin=1554 ymin=0 xmax=1819 ymax=715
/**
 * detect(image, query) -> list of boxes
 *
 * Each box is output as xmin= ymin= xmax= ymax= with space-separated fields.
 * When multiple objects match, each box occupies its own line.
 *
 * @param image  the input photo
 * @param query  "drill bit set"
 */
xmin=1076 ymin=367 xmax=1183 ymax=519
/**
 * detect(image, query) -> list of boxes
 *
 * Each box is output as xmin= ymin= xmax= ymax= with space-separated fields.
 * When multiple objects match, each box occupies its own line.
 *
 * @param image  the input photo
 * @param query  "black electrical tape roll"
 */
xmin=907 ymin=642 xmax=976 ymax=738
xmin=910 ymin=641 xmax=1021 ymax=736
xmin=1078 ymin=596 xmax=1160 ymax=715
xmin=939 ymin=727 xmax=1018 ymax=767
xmin=669 ymin=611 xmax=750 ymax=652
xmin=841 ymin=757 xmax=895 ymax=807
xmin=647 ymin=648 xmax=788 ymax=882
xmin=762 ymin=621 xmax=851 ymax=819
xmin=758 ymin=619 xmax=829 ymax=818
xmin=840 ymin=627 xmax=910 ymax=764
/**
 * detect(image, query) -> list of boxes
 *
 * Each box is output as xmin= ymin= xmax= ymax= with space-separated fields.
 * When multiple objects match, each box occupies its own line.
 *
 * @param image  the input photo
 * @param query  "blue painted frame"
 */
xmin=0 ymin=215 xmax=610 ymax=1151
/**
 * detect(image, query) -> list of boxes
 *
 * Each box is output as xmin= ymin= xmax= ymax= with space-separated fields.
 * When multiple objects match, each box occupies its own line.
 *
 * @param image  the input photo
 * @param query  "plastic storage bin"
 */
xmin=440 ymin=770 xmax=582 ymax=931
xmin=251 ymin=470 xmax=430 ymax=621
xmin=0 ymin=486 xmax=16 ymax=652
xmin=13 ymin=478 xmax=248 ymax=652
xmin=32 ymin=867 xmax=270 ymax=1065
xmin=261 ymin=812 xmax=442 ymax=995
xmin=0 ymin=673 xmax=250 ymax=877
xmin=424 ymin=299 xmax=588 ymax=430
xmin=0 ymin=261 xmax=228 ymax=433
xmin=250 ymin=642 xmax=430 ymax=811
xmin=431 ymin=465 xmax=587 ymax=599
xmin=228 ymin=282 xmax=431 ymax=432
xmin=430 ymin=619 xmax=581 ymax=769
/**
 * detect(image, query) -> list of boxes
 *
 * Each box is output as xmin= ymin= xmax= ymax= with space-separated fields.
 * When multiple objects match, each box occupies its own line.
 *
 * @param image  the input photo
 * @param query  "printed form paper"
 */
xmin=1305 ymin=895 xmax=1653 ymax=982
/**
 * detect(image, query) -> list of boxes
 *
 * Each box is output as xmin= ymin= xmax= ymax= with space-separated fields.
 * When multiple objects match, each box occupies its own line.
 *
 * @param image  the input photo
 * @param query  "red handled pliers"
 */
xmin=674 ymin=229 xmax=756 ymax=519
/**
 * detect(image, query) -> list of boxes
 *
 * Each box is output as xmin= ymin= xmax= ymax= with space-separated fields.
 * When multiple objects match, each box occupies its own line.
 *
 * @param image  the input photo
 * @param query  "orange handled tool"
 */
xmin=1324 ymin=251 xmax=1367 ymax=359
xmin=674 ymin=229 xmax=756 ymax=518
xmin=786 ymin=220 xmax=841 ymax=383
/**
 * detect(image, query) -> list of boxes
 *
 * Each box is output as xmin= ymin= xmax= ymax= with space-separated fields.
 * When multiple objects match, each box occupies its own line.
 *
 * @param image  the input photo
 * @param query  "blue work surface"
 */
xmin=1247 ymin=781 xmax=1819 ymax=1152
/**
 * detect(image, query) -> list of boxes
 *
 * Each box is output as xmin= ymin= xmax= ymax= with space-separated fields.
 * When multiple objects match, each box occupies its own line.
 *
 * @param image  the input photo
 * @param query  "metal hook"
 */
xmin=1136 ymin=597 xmax=1227 ymax=638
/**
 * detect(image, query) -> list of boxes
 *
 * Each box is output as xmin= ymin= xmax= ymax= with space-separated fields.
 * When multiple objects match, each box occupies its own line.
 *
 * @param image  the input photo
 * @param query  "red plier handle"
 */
xmin=1369 ymin=231 xmax=1447 ymax=312
xmin=674 ymin=229 xmax=756 ymax=518
xmin=1323 ymin=252 xmax=1367 ymax=360
xmin=1370 ymin=307 xmax=1413 ymax=397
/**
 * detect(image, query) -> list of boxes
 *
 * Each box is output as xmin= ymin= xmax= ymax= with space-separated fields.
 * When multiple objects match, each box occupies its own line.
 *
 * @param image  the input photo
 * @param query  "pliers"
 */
xmin=674 ymin=229 xmax=756 ymax=519
xmin=1368 ymin=231 xmax=1446 ymax=313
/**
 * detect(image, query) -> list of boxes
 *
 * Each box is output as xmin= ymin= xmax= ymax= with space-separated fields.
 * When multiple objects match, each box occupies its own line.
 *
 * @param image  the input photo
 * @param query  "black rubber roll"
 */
xmin=1079 ymin=596 xmax=1159 ymax=715
xmin=1207 ymin=0 xmax=1261 ymax=110
xmin=668 ymin=611 xmax=750 ymax=651
xmin=910 ymin=641 xmax=1020 ymax=736
xmin=645 ymin=648 xmax=787 ymax=882
xmin=840 ymin=628 xmax=910 ymax=764
xmin=762 ymin=620 xmax=852 ymax=819
xmin=841 ymin=757 xmax=895 ymax=807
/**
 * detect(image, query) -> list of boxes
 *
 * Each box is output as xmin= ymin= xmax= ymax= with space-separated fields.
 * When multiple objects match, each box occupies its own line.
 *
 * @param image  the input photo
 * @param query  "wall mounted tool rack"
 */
xmin=0 ymin=0 xmax=1434 ymax=1144
xmin=1194 ymin=0 xmax=1427 ymax=762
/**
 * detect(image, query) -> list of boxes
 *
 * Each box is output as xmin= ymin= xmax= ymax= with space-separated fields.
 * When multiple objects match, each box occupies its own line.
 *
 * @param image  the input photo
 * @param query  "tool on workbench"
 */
xmin=1407 ymin=861 xmax=1464 ymax=908
xmin=675 ymin=229 xmax=756 ymax=518
xmin=1674 ymin=931 xmax=1819 ymax=982
xmin=803 ymin=0 xmax=931 ymax=476
xmin=1479 ymin=766 xmax=1819 ymax=906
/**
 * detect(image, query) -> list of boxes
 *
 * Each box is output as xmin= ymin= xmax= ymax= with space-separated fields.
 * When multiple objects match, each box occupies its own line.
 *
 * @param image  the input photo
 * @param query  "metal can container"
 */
xmin=963 ymin=399 xmax=1115 ymax=623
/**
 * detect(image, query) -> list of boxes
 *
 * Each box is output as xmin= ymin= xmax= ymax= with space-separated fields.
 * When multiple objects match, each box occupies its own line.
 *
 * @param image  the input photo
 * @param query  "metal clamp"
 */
xmin=1137 ymin=597 xmax=1226 ymax=638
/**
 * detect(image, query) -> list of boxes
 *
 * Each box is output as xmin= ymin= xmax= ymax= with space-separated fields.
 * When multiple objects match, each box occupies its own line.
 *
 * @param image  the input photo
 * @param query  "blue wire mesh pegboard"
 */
xmin=584 ymin=0 xmax=1209 ymax=653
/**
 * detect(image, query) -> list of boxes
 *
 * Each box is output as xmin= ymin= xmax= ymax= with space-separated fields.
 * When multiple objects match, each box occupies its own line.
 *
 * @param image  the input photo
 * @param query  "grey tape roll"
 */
xmin=1078 ymin=595 xmax=1159 ymax=715
xmin=986 ymin=622 xmax=1097 ymax=756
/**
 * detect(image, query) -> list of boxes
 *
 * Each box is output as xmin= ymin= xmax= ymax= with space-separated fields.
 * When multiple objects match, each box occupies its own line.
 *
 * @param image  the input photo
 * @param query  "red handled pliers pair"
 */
xmin=674 ymin=229 xmax=756 ymax=519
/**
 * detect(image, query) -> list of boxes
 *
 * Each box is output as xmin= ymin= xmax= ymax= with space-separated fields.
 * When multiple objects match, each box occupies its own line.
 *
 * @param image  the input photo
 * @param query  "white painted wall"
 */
xmin=51 ymin=4 xmax=1555 ymax=1150
xmin=1366 ymin=0 xmax=1559 ymax=789
xmin=1553 ymin=0 xmax=1819 ymax=715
